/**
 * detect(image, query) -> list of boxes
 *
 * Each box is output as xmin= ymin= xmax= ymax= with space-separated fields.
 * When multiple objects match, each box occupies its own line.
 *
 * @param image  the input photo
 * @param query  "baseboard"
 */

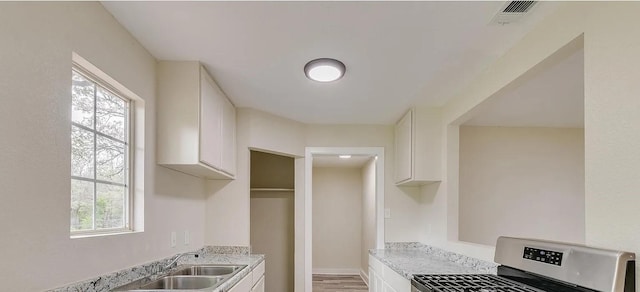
xmin=360 ymin=269 xmax=369 ymax=286
xmin=312 ymin=268 xmax=361 ymax=275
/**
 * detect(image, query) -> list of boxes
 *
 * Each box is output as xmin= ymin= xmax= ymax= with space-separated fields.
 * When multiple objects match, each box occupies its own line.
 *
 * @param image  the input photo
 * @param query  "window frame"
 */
xmin=70 ymin=63 xmax=135 ymax=236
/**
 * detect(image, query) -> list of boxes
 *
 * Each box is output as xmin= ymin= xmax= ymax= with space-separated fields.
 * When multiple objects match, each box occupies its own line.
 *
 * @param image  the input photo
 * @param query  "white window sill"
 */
xmin=71 ymin=230 xmax=142 ymax=239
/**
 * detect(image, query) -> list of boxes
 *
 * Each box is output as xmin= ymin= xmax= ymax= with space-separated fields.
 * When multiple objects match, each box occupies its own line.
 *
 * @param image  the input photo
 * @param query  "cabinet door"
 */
xmin=394 ymin=110 xmax=413 ymax=183
xmin=229 ymin=272 xmax=253 ymax=292
xmin=383 ymin=281 xmax=397 ymax=292
xmin=369 ymin=267 xmax=381 ymax=292
xmin=368 ymin=268 xmax=375 ymax=292
xmin=199 ymin=72 xmax=223 ymax=169
xmin=251 ymin=274 xmax=265 ymax=292
xmin=221 ymin=96 xmax=236 ymax=175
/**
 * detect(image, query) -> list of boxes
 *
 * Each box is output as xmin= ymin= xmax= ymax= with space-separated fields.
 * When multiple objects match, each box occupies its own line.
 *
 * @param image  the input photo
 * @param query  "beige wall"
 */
xmin=458 ymin=126 xmax=585 ymax=246
xmin=206 ymin=120 xmax=431 ymax=246
xmin=247 ymin=109 xmax=307 ymax=158
xmin=205 ymin=108 xmax=306 ymax=247
xmin=305 ymin=125 xmax=429 ymax=243
xmin=361 ymin=158 xmax=376 ymax=280
xmin=312 ymin=167 xmax=362 ymax=273
xmin=423 ymin=2 xmax=640 ymax=275
xmin=0 ymin=3 xmax=207 ymax=291
xmin=204 ymin=114 xmax=424 ymax=291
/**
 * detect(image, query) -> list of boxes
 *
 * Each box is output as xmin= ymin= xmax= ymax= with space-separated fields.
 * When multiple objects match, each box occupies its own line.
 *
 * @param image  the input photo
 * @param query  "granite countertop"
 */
xmin=49 ymin=246 xmax=264 ymax=292
xmin=369 ymin=243 xmax=498 ymax=280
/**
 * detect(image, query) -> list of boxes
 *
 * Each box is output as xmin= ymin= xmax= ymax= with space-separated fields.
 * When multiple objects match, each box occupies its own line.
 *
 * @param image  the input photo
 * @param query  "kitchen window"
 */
xmin=70 ymin=65 xmax=133 ymax=235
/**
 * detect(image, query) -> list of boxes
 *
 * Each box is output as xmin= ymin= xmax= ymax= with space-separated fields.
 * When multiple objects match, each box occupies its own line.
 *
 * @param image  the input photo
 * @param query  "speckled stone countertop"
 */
xmin=370 ymin=242 xmax=498 ymax=280
xmin=48 ymin=246 xmax=264 ymax=292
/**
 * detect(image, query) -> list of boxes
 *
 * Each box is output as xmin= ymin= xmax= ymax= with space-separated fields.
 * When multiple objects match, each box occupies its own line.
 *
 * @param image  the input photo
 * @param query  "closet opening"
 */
xmin=250 ymin=150 xmax=295 ymax=292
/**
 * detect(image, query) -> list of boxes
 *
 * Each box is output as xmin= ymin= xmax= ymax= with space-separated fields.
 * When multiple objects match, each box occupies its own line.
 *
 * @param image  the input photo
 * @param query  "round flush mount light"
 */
xmin=304 ymin=58 xmax=346 ymax=82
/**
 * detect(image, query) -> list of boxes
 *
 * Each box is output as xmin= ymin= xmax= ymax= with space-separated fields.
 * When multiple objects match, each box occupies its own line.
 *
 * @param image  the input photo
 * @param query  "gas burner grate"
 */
xmin=413 ymin=274 xmax=540 ymax=292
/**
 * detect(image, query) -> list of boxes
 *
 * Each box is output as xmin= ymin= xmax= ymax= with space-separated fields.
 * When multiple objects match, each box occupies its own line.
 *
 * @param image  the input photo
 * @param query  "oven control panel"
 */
xmin=523 ymin=247 xmax=563 ymax=266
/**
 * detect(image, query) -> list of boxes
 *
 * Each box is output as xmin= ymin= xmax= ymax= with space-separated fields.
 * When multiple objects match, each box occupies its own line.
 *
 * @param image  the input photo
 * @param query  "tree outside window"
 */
xmin=71 ymin=69 xmax=131 ymax=233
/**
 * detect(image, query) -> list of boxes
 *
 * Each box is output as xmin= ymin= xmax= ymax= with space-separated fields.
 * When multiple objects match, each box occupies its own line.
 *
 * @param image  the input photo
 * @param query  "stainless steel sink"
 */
xmin=140 ymin=276 xmax=224 ymax=290
xmin=170 ymin=265 xmax=246 ymax=276
xmin=112 ymin=264 xmax=247 ymax=291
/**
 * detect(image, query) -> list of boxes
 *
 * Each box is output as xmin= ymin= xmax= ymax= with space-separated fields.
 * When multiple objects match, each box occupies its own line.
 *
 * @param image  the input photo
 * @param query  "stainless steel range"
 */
xmin=411 ymin=237 xmax=636 ymax=292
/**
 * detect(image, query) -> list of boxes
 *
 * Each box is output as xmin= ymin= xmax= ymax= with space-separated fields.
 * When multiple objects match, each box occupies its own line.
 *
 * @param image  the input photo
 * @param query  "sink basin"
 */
xmin=112 ymin=264 xmax=248 ymax=291
xmin=140 ymin=276 xmax=224 ymax=290
xmin=171 ymin=265 xmax=246 ymax=276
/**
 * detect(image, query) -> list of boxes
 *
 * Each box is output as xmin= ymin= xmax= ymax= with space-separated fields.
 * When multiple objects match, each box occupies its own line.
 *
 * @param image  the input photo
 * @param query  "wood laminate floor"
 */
xmin=312 ymin=274 xmax=368 ymax=292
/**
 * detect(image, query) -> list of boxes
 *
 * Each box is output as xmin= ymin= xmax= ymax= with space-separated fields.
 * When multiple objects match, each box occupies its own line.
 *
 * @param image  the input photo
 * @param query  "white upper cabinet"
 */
xmin=221 ymin=95 xmax=237 ymax=175
xmin=394 ymin=110 xmax=413 ymax=183
xmin=199 ymin=70 xmax=224 ymax=169
xmin=394 ymin=107 xmax=442 ymax=186
xmin=157 ymin=61 xmax=236 ymax=179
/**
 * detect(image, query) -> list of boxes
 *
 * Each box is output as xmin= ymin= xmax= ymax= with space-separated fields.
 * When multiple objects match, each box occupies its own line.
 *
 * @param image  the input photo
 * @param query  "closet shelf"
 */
xmin=250 ymin=188 xmax=295 ymax=192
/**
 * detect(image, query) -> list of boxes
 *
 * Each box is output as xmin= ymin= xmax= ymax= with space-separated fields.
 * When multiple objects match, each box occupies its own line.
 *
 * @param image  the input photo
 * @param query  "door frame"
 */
xmin=300 ymin=147 xmax=385 ymax=291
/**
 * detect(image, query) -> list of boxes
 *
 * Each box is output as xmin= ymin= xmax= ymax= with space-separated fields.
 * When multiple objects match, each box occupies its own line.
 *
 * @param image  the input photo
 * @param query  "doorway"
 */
xmin=303 ymin=147 xmax=385 ymax=290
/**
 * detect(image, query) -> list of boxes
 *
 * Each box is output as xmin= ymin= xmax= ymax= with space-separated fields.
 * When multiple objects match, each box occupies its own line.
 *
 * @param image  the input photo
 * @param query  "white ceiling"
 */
xmin=463 ymin=48 xmax=584 ymax=128
xmin=313 ymin=155 xmax=373 ymax=168
xmin=102 ymin=1 xmax=558 ymax=125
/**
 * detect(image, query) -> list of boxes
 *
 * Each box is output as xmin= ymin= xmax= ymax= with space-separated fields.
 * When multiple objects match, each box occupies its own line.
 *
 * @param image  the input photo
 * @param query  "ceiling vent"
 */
xmin=490 ymin=1 xmax=538 ymax=25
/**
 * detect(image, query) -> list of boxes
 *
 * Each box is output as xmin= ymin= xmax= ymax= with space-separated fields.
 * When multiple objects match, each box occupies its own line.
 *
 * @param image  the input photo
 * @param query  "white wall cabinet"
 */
xmin=157 ymin=61 xmax=236 ymax=179
xmin=369 ymin=255 xmax=410 ymax=292
xmin=394 ymin=107 xmax=442 ymax=186
xmin=221 ymin=96 xmax=237 ymax=175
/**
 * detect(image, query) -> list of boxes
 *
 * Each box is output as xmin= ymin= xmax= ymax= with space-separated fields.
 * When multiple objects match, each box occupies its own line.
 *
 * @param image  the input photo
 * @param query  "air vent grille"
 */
xmin=503 ymin=1 xmax=536 ymax=13
xmin=490 ymin=1 xmax=538 ymax=25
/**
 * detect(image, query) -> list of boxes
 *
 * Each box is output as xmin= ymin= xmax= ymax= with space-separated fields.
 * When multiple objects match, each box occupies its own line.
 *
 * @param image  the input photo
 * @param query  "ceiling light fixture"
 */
xmin=339 ymin=155 xmax=352 ymax=159
xmin=304 ymin=58 xmax=346 ymax=82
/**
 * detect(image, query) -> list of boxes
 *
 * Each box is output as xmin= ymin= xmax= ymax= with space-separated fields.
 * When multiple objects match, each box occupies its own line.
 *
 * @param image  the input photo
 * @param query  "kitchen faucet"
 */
xmin=164 ymin=251 xmax=200 ymax=270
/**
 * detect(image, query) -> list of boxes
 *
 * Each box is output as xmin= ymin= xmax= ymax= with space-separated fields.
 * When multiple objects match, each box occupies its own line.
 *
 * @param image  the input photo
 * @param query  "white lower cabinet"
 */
xmin=369 ymin=255 xmax=410 ymax=292
xmin=251 ymin=275 xmax=265 ymax=292
xmin=369 ymin=266 xmax=382 ymax=292
xmin=230 ymin=260 xmax=266 ymax=292
xmin=229 ymin=273 xmax=252 ymax=292
xmin=251 ymin=260 xmax=265 ymax=292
